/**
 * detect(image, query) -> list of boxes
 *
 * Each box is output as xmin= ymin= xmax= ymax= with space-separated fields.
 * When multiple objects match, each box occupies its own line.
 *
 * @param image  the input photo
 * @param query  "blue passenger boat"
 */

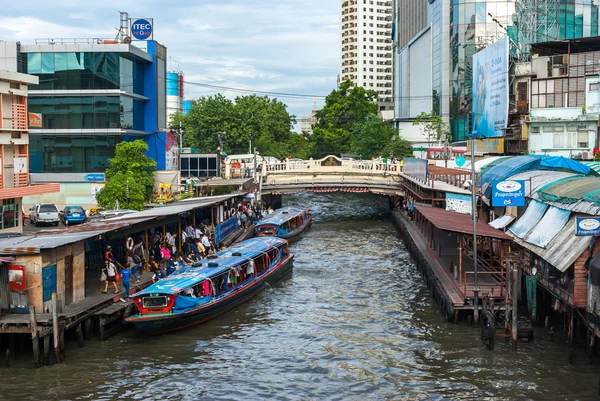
xmin=126 ymin=237 xmax=293 ymax=335
xmin=255 ymin=206 xmax=312 ymax=241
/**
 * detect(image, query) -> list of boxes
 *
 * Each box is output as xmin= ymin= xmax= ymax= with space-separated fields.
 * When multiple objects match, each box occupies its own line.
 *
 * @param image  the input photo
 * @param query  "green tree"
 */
xmin=181 ymin=94 xmax=301 ymax=158
xmin=412 ymin=111 xmax=451 ymax=148
xmin=96 ymin=140 xmax=156 ymax=211
xmin=350 ymin=115 xmax=395 ymax=158
xmin=310 ymin=80 xmax=378 ymax=157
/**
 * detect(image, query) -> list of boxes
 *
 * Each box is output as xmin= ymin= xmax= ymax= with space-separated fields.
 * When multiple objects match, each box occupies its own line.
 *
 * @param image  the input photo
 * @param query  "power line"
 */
xmin=184 ymin=79 xmax=457 ymax=102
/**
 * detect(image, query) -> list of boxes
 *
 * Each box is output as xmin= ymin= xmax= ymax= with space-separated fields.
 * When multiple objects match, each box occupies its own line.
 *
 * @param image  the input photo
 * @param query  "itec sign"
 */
xmin=130 ymin=18 xmax=153 ymax=41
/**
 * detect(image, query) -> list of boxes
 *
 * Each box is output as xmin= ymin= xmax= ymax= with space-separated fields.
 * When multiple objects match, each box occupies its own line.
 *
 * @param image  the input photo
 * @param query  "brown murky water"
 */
xmin=1 ymin=192 xmax=599 ymax=400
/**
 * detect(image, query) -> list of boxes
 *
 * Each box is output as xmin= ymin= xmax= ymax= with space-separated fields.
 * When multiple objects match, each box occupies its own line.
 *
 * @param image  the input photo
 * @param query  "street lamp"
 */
xmin=470 ymin=130 xmax=479 ymax=324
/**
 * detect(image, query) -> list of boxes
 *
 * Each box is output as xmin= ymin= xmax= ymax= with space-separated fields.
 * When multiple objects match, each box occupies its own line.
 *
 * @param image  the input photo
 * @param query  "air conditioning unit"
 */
xmin=581 ymin=151 xmax=591 ymax=160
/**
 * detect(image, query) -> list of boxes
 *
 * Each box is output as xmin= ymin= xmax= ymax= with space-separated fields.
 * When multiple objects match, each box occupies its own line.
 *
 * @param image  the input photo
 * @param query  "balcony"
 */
xmin=11 ymin=104 xmax=27 ymax=131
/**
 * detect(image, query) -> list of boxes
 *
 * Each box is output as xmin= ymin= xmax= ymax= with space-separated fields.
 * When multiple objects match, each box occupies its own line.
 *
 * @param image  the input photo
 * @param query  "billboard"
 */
xmin=28 ymin=112 xmax=42 ymax=128
xmin=491 ymin=180 xmax=525 ymax=207
xmin=130 ymin=18 xmax=153 ymax=41
xmin=576 ymin=217 xmax=600 ymax=236
xmin=472 ymin=37 xmax=509 ymax=138
xmin=446 ymin=193 xmax=473 ymax=214
xmin=165 ymin=131 xmax=179 ymax=171
xmin=402 ymin=158 xmax=428 ymax=182
xmin=467 ymin=138 xmax=505 ymax=154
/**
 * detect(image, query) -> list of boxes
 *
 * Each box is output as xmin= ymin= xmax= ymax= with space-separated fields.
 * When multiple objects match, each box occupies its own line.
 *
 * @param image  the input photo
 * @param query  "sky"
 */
xmin=0 ymin=0 xmax=339 ymax=120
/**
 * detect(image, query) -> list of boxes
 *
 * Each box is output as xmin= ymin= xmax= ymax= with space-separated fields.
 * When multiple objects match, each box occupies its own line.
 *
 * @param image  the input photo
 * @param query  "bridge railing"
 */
xmin=261 ymin=156 xmax=402 ymax=176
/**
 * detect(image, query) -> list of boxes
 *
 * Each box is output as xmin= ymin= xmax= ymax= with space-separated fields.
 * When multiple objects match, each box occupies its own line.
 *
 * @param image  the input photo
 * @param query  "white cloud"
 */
xmin=0 ymin=0 xmax=340 ymax=117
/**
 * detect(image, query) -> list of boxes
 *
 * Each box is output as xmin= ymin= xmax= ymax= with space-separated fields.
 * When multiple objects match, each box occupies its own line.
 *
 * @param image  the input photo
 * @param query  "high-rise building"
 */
xmin=395 ymin=0 xmax=600 ymax=148
xmin=341 ymin=0 xmax=394 ymax=111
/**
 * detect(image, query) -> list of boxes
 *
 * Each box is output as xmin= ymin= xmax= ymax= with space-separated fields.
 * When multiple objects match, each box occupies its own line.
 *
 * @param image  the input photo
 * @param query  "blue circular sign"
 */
xmin=131 ymin=19 xmax=153 ymax=40
xmin=455 ymin=155 xmax=466 ymax=167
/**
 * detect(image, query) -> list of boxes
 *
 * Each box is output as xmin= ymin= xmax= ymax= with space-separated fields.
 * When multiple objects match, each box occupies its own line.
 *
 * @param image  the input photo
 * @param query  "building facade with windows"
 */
xmin=519 ymin=40 xmax=600 ymax=159
xmin=0 ymin=40 xmax=168 ymax=209
xmin=395 ymin=0 xmax=600 ymax=148
xmin=0 ymin=42 xmax=60 ymax=233
xmin=341 ymin=0 xmax=394 ymax=111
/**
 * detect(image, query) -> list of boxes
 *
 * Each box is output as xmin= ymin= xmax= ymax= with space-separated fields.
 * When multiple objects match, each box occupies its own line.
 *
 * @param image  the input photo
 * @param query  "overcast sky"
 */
xmin=0 ymin=0 xmax=339 ymax=120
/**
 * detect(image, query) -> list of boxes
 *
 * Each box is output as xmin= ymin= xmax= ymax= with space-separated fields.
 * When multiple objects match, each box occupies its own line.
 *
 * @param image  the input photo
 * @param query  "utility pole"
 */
xmin=178 ymin=121 xmax=183 ymax=171
xmin=253 ymin=147 xmax=259 ymax=203
xmin=512 ymin=262 xmax=518 ymax=350
xmin=471 ymin=135 xmax=479 ymax=324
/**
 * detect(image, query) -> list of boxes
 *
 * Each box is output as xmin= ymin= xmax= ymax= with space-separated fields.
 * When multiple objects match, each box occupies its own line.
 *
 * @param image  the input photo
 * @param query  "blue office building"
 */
xmin=15 ymin=40 xmax=168 ymax=207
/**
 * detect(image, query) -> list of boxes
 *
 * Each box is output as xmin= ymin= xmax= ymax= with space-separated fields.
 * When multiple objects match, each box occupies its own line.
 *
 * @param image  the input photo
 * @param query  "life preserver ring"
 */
xmin=126 ymin=237 xmax=134 ymax=251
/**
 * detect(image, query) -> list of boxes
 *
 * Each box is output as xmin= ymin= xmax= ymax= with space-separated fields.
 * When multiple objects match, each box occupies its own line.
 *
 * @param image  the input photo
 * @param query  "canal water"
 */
xmin=2 ymin=192 xmax=600 ymax=400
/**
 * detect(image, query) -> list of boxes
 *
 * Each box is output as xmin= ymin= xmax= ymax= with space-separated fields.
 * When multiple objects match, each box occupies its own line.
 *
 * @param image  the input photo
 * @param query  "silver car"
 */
xmin=30 ymin=204 xmax=60 ymax=226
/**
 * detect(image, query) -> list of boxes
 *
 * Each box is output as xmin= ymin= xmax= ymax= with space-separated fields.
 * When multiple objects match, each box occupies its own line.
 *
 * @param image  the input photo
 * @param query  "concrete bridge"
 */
xmin=226 ymin=155 xmax=406 ymax=196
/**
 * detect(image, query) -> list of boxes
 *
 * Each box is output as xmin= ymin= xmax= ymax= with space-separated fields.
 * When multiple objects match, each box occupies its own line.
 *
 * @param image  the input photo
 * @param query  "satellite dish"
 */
xmin=123 ymin=36 xmax=132 ymax=44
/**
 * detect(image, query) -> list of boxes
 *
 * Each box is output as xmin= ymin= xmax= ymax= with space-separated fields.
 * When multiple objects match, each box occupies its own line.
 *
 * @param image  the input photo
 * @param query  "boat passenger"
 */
xmin=177 ymin=255 xmax=186 ymax=269
xmin=230 ymin=267 xmax=239 ymax=287
xmin=188 ymin=250 xmax=198 ymax=262
xmin=182 ymin=287 xmax=196 ymax=298
xmin=246 ymin=259 xmax=255 ymax=280
xmin=166 ymin=258 xmax=177 ymax=276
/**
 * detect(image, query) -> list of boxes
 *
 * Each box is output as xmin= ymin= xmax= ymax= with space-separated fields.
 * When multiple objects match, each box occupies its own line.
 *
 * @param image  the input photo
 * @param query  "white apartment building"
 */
xmin=341 ymin=0 xmax=393 ymax=111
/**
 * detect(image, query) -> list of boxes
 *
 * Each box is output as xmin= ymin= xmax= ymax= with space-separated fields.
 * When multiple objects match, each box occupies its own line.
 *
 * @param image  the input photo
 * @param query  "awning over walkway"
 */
xmin=414 ymin=205 xmax=512 ymax=239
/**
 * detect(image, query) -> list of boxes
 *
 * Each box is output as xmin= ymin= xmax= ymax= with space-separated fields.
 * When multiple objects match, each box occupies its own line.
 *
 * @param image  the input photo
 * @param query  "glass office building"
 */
xmin=21 ymin=41 xmax=167 ymax=176
xmin=421 ymin=0 xmax=600 ymax=142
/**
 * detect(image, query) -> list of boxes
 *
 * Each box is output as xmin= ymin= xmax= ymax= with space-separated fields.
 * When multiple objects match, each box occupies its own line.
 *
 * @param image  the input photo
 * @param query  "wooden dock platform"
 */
xmin=392 ymin=210 xmax=509 ymax=321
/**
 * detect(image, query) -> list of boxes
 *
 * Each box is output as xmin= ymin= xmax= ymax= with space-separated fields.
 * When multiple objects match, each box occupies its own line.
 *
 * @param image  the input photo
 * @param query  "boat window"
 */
xmin=142 ymin=295 xmax=168 ymax=308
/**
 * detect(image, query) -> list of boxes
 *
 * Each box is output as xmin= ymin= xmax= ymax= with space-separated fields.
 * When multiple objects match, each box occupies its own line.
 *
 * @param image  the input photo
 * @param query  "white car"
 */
xmin=30 ymin=204 xmax=60 ymax=226
xmin=289 ymin=158 xmax=310 ymax=169
xmin=262 ymin=156 xmax=280 ymax=164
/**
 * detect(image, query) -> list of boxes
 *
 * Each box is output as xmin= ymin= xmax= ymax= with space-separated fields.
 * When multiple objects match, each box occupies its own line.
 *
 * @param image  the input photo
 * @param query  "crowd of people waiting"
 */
xmin=100 ymin=200 xmax=278 ymax=302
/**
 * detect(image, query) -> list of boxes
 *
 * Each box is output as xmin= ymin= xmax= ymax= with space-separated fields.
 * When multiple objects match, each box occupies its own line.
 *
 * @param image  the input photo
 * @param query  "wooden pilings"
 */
xmin=52 ymin=293 xmax=61 ymax=363
xmin=28 ymin=306 xmax=40 ymax=368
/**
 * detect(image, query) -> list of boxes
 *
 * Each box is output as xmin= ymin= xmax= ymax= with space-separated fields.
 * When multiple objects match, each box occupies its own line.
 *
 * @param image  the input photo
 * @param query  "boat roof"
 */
xmin=134 ymin=237 xmax=287 ymax=296
xmin=255 ymin=206 xmax=307 ymax=226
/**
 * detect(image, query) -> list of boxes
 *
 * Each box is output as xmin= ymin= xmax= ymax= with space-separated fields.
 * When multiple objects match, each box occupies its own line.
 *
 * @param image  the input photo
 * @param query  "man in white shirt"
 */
xmin=194 ymin=227 xmax=202 ymax=240
xmin=201 ymin=233 xmax=211 ymax=249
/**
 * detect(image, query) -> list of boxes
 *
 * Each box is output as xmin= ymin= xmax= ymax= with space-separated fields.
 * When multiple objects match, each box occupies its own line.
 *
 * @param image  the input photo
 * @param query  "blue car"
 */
xmin=61 ymin=206 xmax=86 ymax=225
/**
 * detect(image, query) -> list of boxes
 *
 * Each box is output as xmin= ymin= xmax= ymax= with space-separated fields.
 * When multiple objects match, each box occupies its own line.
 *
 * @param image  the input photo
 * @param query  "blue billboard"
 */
xmin=130 ymin=18 xmax=153 ymax=41
xmin=403 ymin=158 xmax=428 ymax=182
xmin=215 ymin=215 xmax=240 ymax=245
xmin=576 ymin=217 xmax=600 ymax=236
xmin=491 ymin=180 xmax=525 ymax=207
xmin=472 ymin=37 xmax=509 ymax=138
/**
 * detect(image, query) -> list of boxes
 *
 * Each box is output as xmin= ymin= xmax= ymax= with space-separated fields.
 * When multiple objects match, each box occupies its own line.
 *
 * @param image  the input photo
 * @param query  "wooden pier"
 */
xmin=0 ymin=274 xmax=153 ymax=367
xmin=392 ymin=208 xmax=513 ymax=322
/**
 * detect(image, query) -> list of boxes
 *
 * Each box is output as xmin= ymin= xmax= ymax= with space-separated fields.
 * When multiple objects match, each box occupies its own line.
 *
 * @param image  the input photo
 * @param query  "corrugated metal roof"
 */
xmin=510 ymin=217 xmax=592 ymax=272
xmin=415 ymin=205 xmax=512 ymax=239
xmin=507 ymin=170 xmax=579 ymax=197
xmin=192 ymin=178 xmax=252 ymax=187
xmin=0 ymin=194 xmax=243 ymax=255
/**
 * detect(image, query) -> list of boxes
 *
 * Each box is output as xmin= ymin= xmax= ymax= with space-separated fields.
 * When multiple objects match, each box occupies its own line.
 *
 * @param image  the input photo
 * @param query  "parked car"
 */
xmin=262 ymin=156 xmax=280 ymax=164
xmin=30 ymin=204 xmax=60 ymax=226
xmin=61 ymin=206 xmax=86 ymax=226
xmin=289 ymin=158 xmax=310 ymax=169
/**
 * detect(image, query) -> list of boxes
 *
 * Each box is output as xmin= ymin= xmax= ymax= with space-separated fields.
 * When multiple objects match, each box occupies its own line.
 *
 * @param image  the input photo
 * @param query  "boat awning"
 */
xmin=511 ymin=217 xmax=592 ymax=272
xmin=414 ymin=205 xmax=512 ymax=239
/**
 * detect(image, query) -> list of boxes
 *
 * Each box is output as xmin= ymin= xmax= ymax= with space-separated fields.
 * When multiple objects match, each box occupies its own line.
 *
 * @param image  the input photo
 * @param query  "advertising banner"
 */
xmin=28 ymin=112 xmax=42 ymax=128
xmin=215 ymin=215 xmax=240 ymax=245
xmin=491 ymin=180 xmax=525 ymax=207
xmin=165 ymin=130 xmax=179 ymax=171
xmin=403 ymin=158 xmax=428 ymax=181
xmin=467 ymin=138 xmax=505 ymax=154
xmin=576 ymin=217 xmax=600 ymax=236
xmin=446 ymin=192 xmax=474 ymax=214
xmin=472 ymin=37 xmax=509 ymax=138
